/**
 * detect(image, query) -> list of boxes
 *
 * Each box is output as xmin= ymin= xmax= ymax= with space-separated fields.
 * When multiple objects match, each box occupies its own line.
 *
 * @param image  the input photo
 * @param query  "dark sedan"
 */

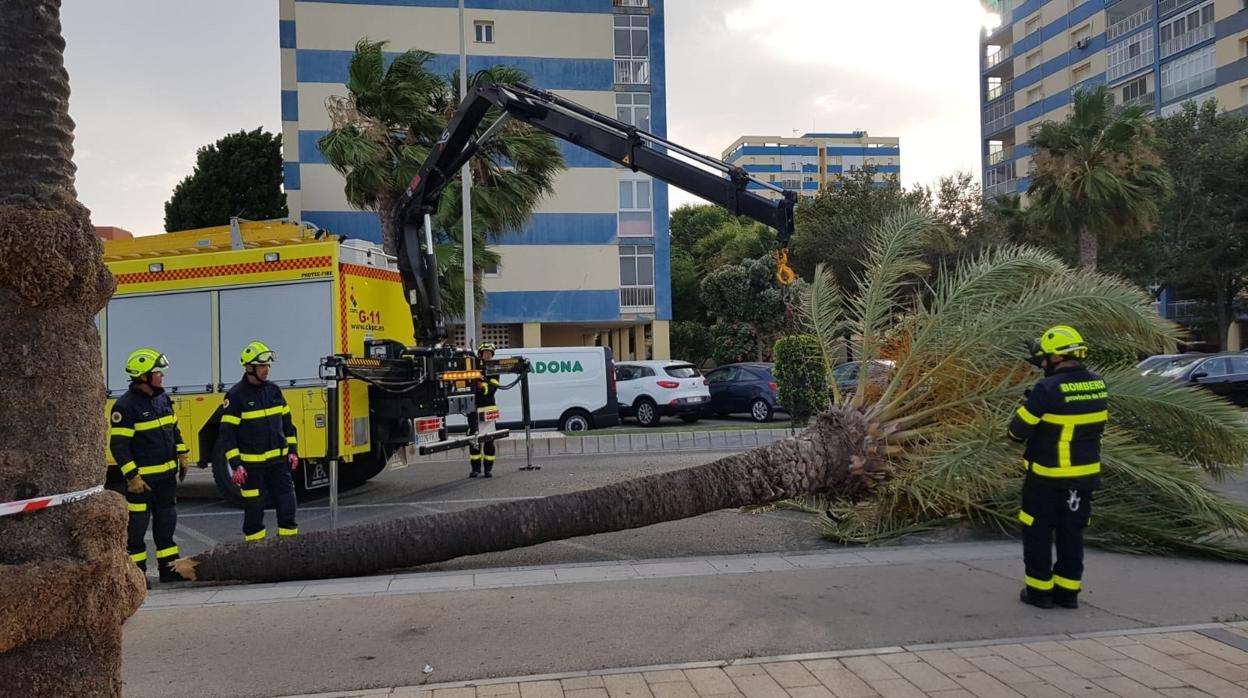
xmin=1150 ymin=352 xmax=1248 ymax=406
xmin=703 ymin=362 xmax=786 ymax=423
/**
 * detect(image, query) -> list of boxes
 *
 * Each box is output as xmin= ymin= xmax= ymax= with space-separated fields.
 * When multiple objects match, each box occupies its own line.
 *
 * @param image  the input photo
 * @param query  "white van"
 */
xmin=447 ymin=347 xmax=620 ymax=432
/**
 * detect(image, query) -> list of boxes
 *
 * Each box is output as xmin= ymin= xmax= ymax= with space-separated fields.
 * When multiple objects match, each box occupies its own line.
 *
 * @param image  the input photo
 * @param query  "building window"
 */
xmin=1161 ymin=45 xmax=1216 ymax=102
xmin=614 ymin=0 xmax=649 ymax=6
xmin=1160 ymin=89 xmax=1215 ymax=115
xmin=474 ymin=20 xmax=494 ymax=43
xmin=1025 ymin=16 xmax=1041 ymax=35
xmin=615 ymin=92 xmax=651 ymax=130
xmin=619 ymin=245 xmax=655 ymax=308
xmin=618 ymin=177 xmax=653 ymax=237
xmin=1107 ymin=28 xmax=1153 ymax=81
xmin=482 ymin=261 xmax=500 ymax=277
xmin=1121 ymin=76 xmax=1151 ymax=107
xmin=1071 ymin=62 xmax=1092 ymax=84
xmin=1159 ymin=1 xmax=1215 ymax=58
xmin=1070 ymin=23 xmax=1092 ymax=48
xmin=1026 ymin=86 xmax=1044 ymax=105
xmin=614 ymin=15 xmax=649 ymax=85
xmin=1025 ymin=50 xmax=1042 ymax=71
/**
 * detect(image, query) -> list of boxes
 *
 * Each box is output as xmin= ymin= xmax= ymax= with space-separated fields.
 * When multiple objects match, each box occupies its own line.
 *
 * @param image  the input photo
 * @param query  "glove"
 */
xmin=178 ymin=454 xmax=190 ymax=482
xmin=127 ymin=475 xmax=151 ymax=494
xmin=288 ymin=453 xmax=299 ymax=471
xmin=230 ymin=465 xmax=247 ymax=486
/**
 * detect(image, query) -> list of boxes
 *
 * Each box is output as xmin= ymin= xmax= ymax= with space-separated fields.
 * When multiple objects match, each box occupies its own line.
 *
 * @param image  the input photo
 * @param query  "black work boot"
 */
xmin=1053 ymin=589 xmax=1079 ymax=609
xmin=469 ymin=470 xmax=480 ymax=478
xmin=1020 ymin=587 xmax=1055 ymax=609
xmin=159 ymin=567 xmax=184 ymax=584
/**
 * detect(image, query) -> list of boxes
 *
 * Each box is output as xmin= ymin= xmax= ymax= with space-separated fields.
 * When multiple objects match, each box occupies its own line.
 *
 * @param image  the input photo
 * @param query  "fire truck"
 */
xmin=101 ymin=82 xmax=798 ymax=502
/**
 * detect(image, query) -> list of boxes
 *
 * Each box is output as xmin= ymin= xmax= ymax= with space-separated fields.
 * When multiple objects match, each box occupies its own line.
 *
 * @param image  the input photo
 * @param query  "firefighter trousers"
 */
xmin=125 ymin=477 xmax=179 ymax=572
xmin=1020 ymin=479 xmax=1092 ymax=600
xmin=240 ymin=462 xmax=298 ymax=541
xmin=467 ymin=411 xmax=496 ymax=474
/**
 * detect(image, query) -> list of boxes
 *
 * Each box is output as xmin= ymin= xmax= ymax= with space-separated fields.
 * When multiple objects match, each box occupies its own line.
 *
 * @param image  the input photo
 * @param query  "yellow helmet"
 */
xmin=125 ymin=348 xmax=169 ymax=378
xmin=239 ymin=340 xmax=277 ymax=366
xmin=1037 ymin=325 xmax=1088 ymax=358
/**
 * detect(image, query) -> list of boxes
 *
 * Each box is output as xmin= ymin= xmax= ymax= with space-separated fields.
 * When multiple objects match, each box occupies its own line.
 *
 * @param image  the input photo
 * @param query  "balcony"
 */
xmin=1107 ymin=6 xmax=1152 ymax=42
xmin=984 ymin=104 xmax=1015 ymax=136
xmin=615 ymin=58 xmax=650 ymax=85
xmin=986 ymin=79 xmax=1014 ymax=102
xmin=985 ymin=47 xmax=1011 ymax=69
xmin=1122 ymin=91 xmax=1155 ymax=110
xmin=1159 ymin=0 xmax=1200 ymax=17
xmin=986 ymin=145 xmax=1016 ymax=166
xmin=614 ymin=0 xmax=649 ymax=6
xmin=1161 ymin=22 xmax=1214 ymax=59
xmin=1107 ymin=40 xmax=1154 ymax=82
xmin=620 ymin=286 xmax=655 ymax=313
xmin=984 ymin=179 xmax=1019 ymax=199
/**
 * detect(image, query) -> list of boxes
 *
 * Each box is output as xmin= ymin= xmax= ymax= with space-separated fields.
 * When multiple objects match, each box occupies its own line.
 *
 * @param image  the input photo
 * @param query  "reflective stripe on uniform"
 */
xmin=120 ymin=461 xmax=138 ymax=475
xmin=469 ymin=453 xmax=482 ymax=462
xmin=134 ymin=415 xmax=177 ymax=431
xmin=1029 ymin=460 xmax=1101 ymax=478
xmin=238 ymin=447 xmax=288 ymax=463
xmin=138 ymin=460 xmax=177 ymax=476
xmin=1018 ymin=510 xmax=1034 ymax=526
xmin=156 ymin=545 xmax=180 ymax=559
xmin=1054 ymin=575 xmax=1081 ymax=591
xmin=1043 ymin=410 xmax=1108 ymax=467
xmin=109 ymin=427 xmax=136 ymax=438
xmin=244 ymin=529 xmax=267 ymax=541
xmin=221 ymin=414 xmax=242 ymax=425
xmin=240 ymin=488 xmax=260 ymax=498
xmin=1015 ymin=406 xmax=1041 ymax=425
xmin=226 ymin=448 xmax=240 ymax=460
xmin=130 ymin=551 xmax=148 ymax=563
xmin=1025 ymin=575 xmax=1054 ymax=591
xmin=278 ymin=527 xmax=298 ymax=536
xmin=484 ymin=454 xmax=496 ymax=462
xmin=176 ymin=443 xmax=189 ymax=454
xmin=286 ymin=436 xmax=298 ymax=445
xmin=241 ymin=406 xmax=286 ymax=420
xmin=128 ymin=502 xmax=147 ymax=513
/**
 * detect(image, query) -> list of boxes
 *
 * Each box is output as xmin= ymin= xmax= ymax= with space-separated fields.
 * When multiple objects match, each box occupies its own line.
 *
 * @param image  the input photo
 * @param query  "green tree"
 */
xmin=176 ymin=208 xmax=1248 ymax=584
xmin=669 ymin=203 xmax=731 ymax=254
xmin=1149 ymin=101 xmax=1248 ymax=346
xmin=1027 ymin=85 xmax=1171 ymax=271
xmin=789 ymin=166 xmax=929 ymax=293
xmin=773 ymin=335 xmax=828 ymax=426
xmin=670 ymin=248 xmax=703 ymax=322
xmin=693 ymin=219 xmax=776 ymax=273
xmin=0 ymin=1 xmax=144 ymax=692
xmin=164 ymin=128 xmax=288 ymax=232
xmin=700 ymin=254 xmax=799 ymax=363
xmin=670 ymin=320 xmax=711 ymax=366
xmin=317 ymin=40 xmax=563 ymax=322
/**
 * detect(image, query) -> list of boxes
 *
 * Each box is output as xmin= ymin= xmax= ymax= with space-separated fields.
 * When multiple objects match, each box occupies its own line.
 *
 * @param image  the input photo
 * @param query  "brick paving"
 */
xmin=284 ymin=624 xmax=1248 ymax=698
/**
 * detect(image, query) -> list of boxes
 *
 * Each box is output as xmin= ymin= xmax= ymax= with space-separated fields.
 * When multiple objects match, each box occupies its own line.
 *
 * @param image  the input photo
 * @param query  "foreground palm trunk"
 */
xmin=0 ymin=2 xmax=144 ymax=695
xmin=178 ymin=410 xmax=880 ymax=582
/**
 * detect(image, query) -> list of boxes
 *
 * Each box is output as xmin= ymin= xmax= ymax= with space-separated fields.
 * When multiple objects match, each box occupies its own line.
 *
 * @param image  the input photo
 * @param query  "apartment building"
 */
xmin=721 ymin=132 xmax=902 ymax=200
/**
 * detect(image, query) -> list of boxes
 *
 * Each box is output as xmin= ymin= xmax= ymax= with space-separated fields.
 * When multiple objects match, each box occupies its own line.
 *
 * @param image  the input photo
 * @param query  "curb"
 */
xmin=407 ymin=427 xmax=800 ymax=463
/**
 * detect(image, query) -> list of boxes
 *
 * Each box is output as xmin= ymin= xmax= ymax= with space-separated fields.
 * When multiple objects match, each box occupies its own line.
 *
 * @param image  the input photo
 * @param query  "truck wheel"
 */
xmin=634 ymin=398 xmax=660 ymax=428
xmin=559 ymin=409 xmax=593 ymax=432
xmin=210 ymin=438 xmax=244 ymax=508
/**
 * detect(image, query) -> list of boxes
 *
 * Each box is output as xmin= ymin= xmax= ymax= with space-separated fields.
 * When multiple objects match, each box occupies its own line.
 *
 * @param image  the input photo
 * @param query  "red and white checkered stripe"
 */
xmin=0 ymin=484 xmax=104 ymax=518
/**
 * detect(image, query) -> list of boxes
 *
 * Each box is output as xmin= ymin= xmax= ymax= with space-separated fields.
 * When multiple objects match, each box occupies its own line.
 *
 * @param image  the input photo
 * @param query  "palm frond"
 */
xmin=801 ymin=264 xmax=847 ymax=402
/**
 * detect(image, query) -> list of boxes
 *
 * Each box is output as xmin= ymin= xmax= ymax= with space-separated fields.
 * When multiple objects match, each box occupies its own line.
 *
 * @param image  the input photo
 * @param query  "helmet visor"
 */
xmin=153 ymin=354 xmax=170 ymax=371
xmin=250 ymin=350 xmax=276 ymax=365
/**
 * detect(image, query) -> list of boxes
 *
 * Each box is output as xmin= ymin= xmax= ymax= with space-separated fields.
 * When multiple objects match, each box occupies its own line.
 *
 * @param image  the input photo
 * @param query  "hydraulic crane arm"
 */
xmin=394 ymin=81 xmax=798 ymax=345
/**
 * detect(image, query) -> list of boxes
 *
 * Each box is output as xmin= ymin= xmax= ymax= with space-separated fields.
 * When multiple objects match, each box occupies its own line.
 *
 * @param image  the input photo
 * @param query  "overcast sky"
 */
xmin=61 ymin=0 xmax=991 ymax=235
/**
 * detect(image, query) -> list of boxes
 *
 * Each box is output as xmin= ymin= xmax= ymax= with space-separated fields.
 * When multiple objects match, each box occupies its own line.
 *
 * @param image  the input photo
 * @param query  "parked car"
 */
xmin=615 ymin=360 xmax=711 ymax=427
xmin=703 ymin=362 xmax=786 ymax=423
xmin=1150 ymin=352 xmax=1248 ymax=406
xmin=830 ymin=360 xmax=895 ymax=393
xmin=1137 ymin=353 xmax=1201 ymax=375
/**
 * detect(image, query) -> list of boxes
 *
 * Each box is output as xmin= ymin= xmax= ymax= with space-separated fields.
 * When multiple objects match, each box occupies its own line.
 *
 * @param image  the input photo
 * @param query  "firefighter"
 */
xmin=1007 ymin=325 xmax=1106 ymax=610
xmin=108 ymin=348 xmax=191 ymax=585
xmin=468 ymin=342 xmax=502 ymax=478
xmin=219 ymin=341 xmax=299 ymax=541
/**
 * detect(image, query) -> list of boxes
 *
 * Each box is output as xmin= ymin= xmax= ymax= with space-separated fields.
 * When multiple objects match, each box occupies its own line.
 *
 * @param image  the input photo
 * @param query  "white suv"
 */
xmin=615 ymin=361 xmax=711 ymax=427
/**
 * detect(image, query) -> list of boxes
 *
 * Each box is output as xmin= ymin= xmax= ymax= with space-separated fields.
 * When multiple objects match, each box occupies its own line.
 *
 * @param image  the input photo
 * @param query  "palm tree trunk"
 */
xmin=377 ymin=189 xmax=400 ymax=256
xmin=1077 ymin=226 xmax=1098 ymax=271
xmin=176 ymin=409 xmax=880 ymax=582
xmin=0 ymin=2 xmax=145 ymax=694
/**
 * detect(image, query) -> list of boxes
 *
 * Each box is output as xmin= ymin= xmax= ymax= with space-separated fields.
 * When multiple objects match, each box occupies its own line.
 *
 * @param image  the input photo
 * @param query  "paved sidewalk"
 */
xmin=283 ymin=624 xmax=1248 ymax=698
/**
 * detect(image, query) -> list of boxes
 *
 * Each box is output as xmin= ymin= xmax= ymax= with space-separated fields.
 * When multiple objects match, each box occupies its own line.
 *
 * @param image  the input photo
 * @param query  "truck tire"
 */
xmin=559 ymin=408 xmax=593 ymax=432
xmin=634 ymin=398 xmax=660 ymax=428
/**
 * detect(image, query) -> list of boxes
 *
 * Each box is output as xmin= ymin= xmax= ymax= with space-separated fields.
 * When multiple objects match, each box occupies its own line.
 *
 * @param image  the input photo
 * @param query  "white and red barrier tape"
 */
xmin=0 ymin=484 xmax=103 ymax=518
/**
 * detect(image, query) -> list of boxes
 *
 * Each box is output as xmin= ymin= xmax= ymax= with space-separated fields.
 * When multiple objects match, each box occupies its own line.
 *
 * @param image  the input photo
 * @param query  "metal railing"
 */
xmin=983 ymin=94 xmax=1014 ymax=135
xmin=614 ymin=58 xmax=650 ymax=85
xmin=985 ymin=111 xmax=1015 ymax=136
xmin=1107 ymin=6 xmax=1152 ymax=41
xmin=986 ymin=79 xmax=1014 ymax=102
xmin=1162 ymin=69 xmax=1216 ymax=103
xmin=985 ymin=47 xmax=1011 ymax=69
xmin=613 ymin=0 xmax=649 ymax=6
xmin=984 ymin=179 xmax=1019 ymax=198
xmin=986 ymin=145 xmax=1016 ymax=166
xmin=1161 ymin=22 xmax=1214 ymax=59
xmin=1122 ymin=91 xmax=1155 ymax=109
xmin=620 ymin=286 xmax=655 ymax=312
xmin=1159 ymin=0 xmax=1200 ymax=17
xmin=1107 ymin=42 xmax=1154 ymax=82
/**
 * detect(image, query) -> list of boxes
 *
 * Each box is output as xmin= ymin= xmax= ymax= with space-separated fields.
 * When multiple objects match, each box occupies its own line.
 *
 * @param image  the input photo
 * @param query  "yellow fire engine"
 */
xmin=100 ymin=219 xmax=414 ymax=500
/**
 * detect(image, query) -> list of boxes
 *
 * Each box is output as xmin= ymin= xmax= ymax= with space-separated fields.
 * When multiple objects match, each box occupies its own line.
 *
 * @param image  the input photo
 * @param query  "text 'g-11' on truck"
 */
xmin=99 ymin=81 xmax=796 ymax=502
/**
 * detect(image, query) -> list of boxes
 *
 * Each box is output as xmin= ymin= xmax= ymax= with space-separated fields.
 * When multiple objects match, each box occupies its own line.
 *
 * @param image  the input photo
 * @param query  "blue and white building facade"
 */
xmin=980 ymin=0 xmax=1248 ymax=200
xmin=280 ymin=0 xmax=671 ymax=359
xmin=721 ymin=132 xmax=902 ymax=199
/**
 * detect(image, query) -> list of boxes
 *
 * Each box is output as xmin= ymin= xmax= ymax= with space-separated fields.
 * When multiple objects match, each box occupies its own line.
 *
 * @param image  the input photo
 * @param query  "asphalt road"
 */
xmin=171 ymin=449 xmax=844 ymax=567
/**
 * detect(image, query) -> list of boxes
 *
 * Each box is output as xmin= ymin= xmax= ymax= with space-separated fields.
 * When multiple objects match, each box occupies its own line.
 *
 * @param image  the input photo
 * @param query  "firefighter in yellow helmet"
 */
xmin=218 ymin=341 xmax=299 ymax=541
xmin=1008 ymin=326 xmax=1106 ymax=610
xmin=108 ymin=348 xmax=190 ymax=585
xmin=468 ymin=342 xmax=502 ymax=478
